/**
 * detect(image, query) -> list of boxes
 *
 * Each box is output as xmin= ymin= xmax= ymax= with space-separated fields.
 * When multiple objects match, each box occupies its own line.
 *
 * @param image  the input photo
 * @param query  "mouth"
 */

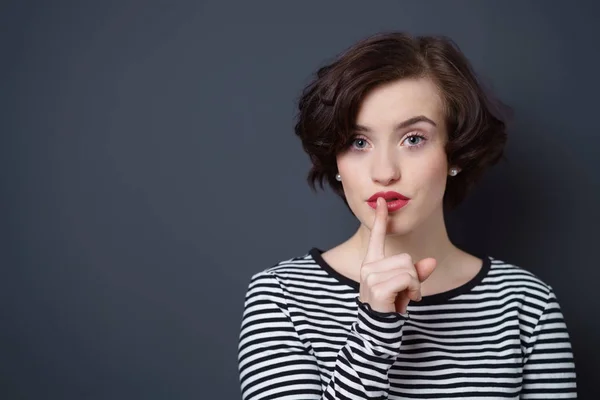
xmin=366 ymin=191 xmax=410 ymax=202
xmin=366 ymin=198 xmax=409 ymax=211
xmin=366 ymin=191 xmax=410 ymax=212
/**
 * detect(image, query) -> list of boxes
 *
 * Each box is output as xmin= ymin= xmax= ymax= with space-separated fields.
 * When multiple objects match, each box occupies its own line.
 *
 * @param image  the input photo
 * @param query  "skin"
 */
xmin=321 ymin=77 xmax=482 ymax=312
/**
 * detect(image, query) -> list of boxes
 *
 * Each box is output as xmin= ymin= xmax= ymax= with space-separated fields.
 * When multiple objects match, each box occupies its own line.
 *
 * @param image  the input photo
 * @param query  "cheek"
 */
xmin=414 ymin=155 xmax=448 ymax=191
xmin=336 ymin=154 xmax=353 ymax=174
xmin=337 ymin=157 xmax=362 ymax=187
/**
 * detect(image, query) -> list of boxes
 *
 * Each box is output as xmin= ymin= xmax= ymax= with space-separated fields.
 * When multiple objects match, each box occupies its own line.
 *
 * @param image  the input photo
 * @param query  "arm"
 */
xmin=238 ymin=271 xmax=407 ymax=400
xmin=521 ymin=288 xmax=577 ymax=398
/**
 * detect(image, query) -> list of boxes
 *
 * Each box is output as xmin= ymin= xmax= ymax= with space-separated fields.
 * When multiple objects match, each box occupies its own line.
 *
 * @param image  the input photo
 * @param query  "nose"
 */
xmin=371 ymin=149 xmax=400 ymax=185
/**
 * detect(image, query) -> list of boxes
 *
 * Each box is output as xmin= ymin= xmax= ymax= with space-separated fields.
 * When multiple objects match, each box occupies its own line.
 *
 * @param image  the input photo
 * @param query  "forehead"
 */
xmin=355 ymin=77 xmax=444 ymax=128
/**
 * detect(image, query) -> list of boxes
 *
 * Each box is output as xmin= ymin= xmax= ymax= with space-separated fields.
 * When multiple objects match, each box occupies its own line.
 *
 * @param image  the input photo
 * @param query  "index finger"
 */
xmin=364 ymin=197 xmax=388 ymax=264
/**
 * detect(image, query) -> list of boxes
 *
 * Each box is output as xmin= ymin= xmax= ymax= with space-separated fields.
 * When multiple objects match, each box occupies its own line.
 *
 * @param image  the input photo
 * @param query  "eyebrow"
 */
xmin=353 ymin=115 xmax=437 ymax=133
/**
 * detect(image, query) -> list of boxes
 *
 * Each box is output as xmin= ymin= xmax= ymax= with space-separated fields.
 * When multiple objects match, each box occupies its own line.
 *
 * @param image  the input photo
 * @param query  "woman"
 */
xmin=237 ymin=32 xmax=577 ymax=399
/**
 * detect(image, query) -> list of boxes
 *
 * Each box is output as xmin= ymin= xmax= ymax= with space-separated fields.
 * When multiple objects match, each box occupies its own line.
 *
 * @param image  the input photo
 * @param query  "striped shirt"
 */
xmin=237 ymin=247 xmax=577 ymax=399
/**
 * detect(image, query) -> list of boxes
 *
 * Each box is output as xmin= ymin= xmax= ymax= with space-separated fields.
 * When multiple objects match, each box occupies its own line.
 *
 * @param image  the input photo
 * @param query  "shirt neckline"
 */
xmin=308 ymin=247 xmax=491 ymax=305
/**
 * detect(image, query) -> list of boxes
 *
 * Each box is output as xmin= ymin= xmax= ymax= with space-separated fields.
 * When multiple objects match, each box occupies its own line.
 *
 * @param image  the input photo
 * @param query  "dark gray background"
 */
xmin=2 ymin=0 xmax=598 ymax=398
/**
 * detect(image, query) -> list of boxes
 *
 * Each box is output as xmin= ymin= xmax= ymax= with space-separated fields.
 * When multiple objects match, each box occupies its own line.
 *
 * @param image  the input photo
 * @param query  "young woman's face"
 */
xmin=336 ymin=77 xmax=450 ymax=235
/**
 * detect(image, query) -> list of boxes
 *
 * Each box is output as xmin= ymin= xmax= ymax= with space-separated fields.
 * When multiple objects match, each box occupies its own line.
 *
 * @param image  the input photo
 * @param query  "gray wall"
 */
xmin=2 ymin=0 xmax=598 ymax=398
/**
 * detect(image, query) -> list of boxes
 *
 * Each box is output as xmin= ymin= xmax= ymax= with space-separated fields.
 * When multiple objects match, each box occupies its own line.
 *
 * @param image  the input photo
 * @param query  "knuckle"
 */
xmin=411 ymin=278 xmax=421 ymax=291
xmin=393 ymin=254 xmax=417 ymax=274
xmin=397 ymin=272 xmax=420 ymax=289
xmin=407 ymin=269 xmax=418 ymax=281
xmin=371 ymin=287 xmax=387 ymax=302
xmin=395 ymin=271 xmax=412 ymax=284
xmin=398 ymin=252 xmax=412 ymax=262
xmin=363 ymin=271 xmax=376 ymax=286
xmin=360 ymin=266 xmax=372 ymax=281
xmin=393 ymin=252 xmax=413 ymax=265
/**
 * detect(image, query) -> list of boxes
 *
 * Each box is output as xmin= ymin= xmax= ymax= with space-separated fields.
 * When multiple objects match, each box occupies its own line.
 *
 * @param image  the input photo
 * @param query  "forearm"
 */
xmin=321 ymin=298 xmax=407 ymax=399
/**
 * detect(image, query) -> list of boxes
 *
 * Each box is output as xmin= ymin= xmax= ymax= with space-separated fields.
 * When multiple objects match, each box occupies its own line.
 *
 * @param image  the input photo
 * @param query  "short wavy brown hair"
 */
xmin=294 ymin=31 xmax=511 ymax=212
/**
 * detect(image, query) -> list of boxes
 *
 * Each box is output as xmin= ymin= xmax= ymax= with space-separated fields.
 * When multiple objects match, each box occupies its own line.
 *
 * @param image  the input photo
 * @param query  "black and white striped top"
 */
xmin=237 ymin=248 xmax=577 ymax=399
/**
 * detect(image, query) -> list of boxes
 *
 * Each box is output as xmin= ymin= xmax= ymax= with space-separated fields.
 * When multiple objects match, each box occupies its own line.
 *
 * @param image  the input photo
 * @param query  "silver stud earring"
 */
xmin=335 ymin=173 xmax=342 ymax=181
xmin=449 ymin=168 xmax=459 ymax=176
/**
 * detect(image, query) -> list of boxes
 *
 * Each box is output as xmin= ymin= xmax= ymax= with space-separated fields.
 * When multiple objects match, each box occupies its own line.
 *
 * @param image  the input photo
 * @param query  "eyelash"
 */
xmin=348 ymin=133 xmax=428 ymax=152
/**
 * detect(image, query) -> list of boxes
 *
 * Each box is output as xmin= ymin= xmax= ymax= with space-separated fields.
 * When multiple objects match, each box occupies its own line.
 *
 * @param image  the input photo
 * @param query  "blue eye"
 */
xmin=348 ymin=134 xmax=428 ymax=152
xmin=403 ymin=134 xmax=428 ymax=149
xmin=352 ymin=138 xmax=368 ymax=150
xmin=350 ymin=133 xmax=427 ymax=151
xmin=406 ymin=135 xmax=424 ymax=146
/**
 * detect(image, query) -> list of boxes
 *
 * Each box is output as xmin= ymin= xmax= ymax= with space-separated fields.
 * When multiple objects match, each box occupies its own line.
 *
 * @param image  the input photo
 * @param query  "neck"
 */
xmin=347 ymin=205 xmax=458 ymax=273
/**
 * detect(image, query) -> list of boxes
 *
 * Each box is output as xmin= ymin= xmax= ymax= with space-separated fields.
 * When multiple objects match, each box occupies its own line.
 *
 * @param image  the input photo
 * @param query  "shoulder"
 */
xmin=484 ymin=255 xmax=557 ymax=304
xmin=242 ymin=249 xmax=328 ymax=316
xmin=250 ymin=249 xmax=324 ymax=282
xmin=244 ymin=249 xmax=322 ymax=293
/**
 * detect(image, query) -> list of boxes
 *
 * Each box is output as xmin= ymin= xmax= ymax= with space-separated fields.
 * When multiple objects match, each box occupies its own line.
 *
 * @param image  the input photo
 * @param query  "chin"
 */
xmin=386 ymin=216 xmax=418 ymax=235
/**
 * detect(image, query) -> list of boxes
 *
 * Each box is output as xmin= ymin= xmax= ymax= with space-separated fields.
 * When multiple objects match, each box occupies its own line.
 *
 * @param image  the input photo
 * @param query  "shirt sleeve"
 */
xmin=521 ymin=287 xmax=577 ymax=398
xmin=237 ymin=271 xmax=408 ymax=400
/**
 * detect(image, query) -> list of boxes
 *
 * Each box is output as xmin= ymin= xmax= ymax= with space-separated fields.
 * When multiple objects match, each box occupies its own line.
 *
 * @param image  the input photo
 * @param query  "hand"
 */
xmin=358 ymin=197 xmax=438 ymax=314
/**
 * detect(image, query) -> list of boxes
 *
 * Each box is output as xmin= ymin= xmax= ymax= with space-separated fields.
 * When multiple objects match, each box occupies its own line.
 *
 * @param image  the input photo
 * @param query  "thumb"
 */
xmin=415 ymin=257 xmax=437 ymax=283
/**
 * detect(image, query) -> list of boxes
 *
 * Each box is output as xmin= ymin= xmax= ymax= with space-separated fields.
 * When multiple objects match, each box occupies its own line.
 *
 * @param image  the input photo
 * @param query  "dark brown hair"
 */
xmin=294 ymin=31 xmax=511 ymax=212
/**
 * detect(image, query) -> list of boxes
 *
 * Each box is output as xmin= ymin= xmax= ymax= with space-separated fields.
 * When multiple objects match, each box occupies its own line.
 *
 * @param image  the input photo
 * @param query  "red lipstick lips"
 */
xmin=366 ymin=191 xmax=410 ymax=212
